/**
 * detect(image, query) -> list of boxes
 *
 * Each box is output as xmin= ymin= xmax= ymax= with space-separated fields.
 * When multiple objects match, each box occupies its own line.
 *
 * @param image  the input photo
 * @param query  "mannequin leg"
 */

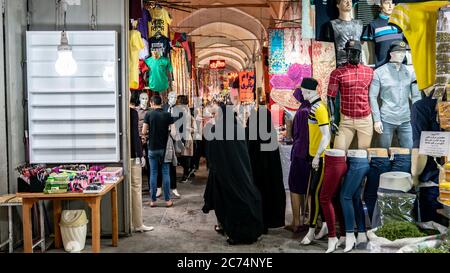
xmin=290 ymin=193 xmax=301 ymax=228
xmin=301 ymin=160 xmax=324 ymax=245
xmin=334 ymin=115 xmax=355 ymax=151
xmin=356 ymin=116 xmax=373 ymax=150
xmin=397 ymin=121 xmax=413 ymax=149
xmin=378 ymin=121 xmax=395 ymax=149
xmin=131 ymin=159 xmax=144 ymax=228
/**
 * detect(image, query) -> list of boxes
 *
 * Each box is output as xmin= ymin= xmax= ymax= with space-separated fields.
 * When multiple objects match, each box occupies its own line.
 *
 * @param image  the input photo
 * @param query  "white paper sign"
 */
xmin=419 ymin=131 xmax=450 ymax=157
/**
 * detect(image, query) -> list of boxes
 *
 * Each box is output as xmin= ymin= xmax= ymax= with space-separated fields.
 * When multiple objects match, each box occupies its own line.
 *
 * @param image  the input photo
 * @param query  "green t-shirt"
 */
xmin=145 ymin=56 xmax=172 ymax=92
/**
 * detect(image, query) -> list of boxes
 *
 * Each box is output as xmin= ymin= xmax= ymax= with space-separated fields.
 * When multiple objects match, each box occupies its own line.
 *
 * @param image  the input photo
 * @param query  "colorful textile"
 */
xmin=312 ymin=41 xmax=336 ymax=100
xmin=308 ymin=99 xmax=330 ymax=157
xmin=328 ymin=63 xmax=373 ymax=118
xmin=149 ymin=35 xmax=171 ymax=57
xmin=270 ymin=64 xmax=312 ymax=89
xmin=138 ymin=8 xmax=151 ymax=40
xmin=171 ymin=48 xmax=192 ymax=99
xmin=284 ymin=29 xmax=311 ymax=65
xmin=269 ymin=29 xmax=288 ymax=74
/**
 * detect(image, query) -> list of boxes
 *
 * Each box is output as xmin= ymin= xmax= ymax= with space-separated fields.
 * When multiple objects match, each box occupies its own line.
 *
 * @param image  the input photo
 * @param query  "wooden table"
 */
xmin=17 ymin=177 xmax=123 ymax=253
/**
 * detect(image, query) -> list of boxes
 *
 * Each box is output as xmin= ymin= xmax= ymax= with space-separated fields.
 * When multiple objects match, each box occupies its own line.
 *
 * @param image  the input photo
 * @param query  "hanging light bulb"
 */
xmin=55 ymin=31 xmax=77 ymax=76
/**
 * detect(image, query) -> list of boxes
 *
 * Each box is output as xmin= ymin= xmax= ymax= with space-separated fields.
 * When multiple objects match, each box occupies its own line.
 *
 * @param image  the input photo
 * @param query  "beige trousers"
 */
xmin=334 ymin=114 xmax=373 ymax=151
xmin=130 ymin=159 xmax=143 ymax=228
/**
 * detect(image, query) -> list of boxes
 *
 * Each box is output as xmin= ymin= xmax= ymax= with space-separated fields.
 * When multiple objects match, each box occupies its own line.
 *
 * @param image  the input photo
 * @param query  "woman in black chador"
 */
xmin=202 ymin=102 xmax=264 ymax=245
xmin=246 ymin=100 xmax=286 ymax=232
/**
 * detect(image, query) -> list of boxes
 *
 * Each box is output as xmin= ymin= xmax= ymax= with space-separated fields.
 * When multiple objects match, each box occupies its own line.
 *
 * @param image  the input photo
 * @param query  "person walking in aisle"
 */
xmin=142 ymin=95 xmax=175 ymax=207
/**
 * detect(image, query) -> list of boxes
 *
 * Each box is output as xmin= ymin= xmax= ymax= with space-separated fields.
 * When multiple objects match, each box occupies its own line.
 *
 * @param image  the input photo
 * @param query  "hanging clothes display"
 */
xmin=269 ymin=29 xmax=289 ymax=74
xmin=149 ymin=7 xmax=172 ymax=38
xmin=172 ymin=32 xmax=192 ymax=62
xmin=129 ymin=29 xmax=145 ymax=90
xmin=171 ymin=47 xmax=192 ymax=97
xmin=138 ymin=8 xmax=151 ymax=40
xmin=145 ymin=56 xmax=172 ymax=92
xmin=389 ymin=1 xmax=449 ymax=90
xmin=149 ymin=35 xmax=172 ymax=57
xmin=302 ymin=0 xmax=316 ymax=39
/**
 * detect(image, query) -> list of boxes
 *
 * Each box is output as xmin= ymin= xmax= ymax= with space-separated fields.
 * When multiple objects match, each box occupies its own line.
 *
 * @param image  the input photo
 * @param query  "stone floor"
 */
xmin=49 ymin=162 xmax=368 ymax=253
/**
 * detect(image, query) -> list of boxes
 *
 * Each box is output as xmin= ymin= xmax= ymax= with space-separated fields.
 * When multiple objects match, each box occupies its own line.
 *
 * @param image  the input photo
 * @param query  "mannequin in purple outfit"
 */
xmin=286 ymin=88 xmax=311 ymax=233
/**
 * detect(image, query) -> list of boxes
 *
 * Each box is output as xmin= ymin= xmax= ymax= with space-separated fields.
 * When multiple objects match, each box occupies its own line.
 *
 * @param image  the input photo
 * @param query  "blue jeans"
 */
xmin=391 ymin=154 xmax=411 ymax=173
xmin=340 ymin=157 xmax=370 ymax=233
xmin=379 ymin=121 xmax=413 ymax=149
xmin=148 ymin=149 xmax=171 ymax=202
xmin=364 ymin=157 xmax=391 ymax=220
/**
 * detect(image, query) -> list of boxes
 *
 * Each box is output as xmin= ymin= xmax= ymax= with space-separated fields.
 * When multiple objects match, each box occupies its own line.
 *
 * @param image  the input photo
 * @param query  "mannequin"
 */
xmin=327 ymin=40 xmax=374 ymax=151
xmin=287 ymin=87 xmax=311 ymax=233
xmin=369 ymin=41 xmax=421 ymax=149
xmin=362 ymin=0 xmax=403 ymax=67
xmin=145 ymin=49 xmax=172 ymax=93
xmin=340 ymin=149 xmax=370 ymax=252
xmin=298 ymin=78 xmax=332 ymax=245
xmin=322 ymin=0 xmax=364 ymax=67
xmin=319 ymin=148 xmax=347 ymax=253
xmin=129 ymin=96 xmax=153 ymax=232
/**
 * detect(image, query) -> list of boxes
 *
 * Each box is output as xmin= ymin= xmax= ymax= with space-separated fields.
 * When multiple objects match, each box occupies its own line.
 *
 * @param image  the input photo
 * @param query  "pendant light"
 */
xmin=55 ymin=0 xmax=77 ymax=76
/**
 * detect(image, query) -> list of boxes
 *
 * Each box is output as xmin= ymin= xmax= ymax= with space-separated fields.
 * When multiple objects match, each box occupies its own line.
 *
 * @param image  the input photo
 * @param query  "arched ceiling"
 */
xmin=168 ymin=0 xmax=287 ymax=71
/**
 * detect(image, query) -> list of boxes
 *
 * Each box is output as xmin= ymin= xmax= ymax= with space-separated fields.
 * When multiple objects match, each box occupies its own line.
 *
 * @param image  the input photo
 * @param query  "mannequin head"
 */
xmin=168 ymin=91 xmax=177 ymax=107
xmin=139 ymin=92 xmax=149 ymax=110
xmin=379 ymin=0 xmax=395 ymax=16
xmin=388 ymin=40 xmax=409 ymax=63
xmin=390 ymin=51 xmax=406 ymax=63
xmin=336 ymin=0 xmax=352 ymax=13
xmin=345 ymin=40 xmax=362 ymax=65
xmin=299 ymin=77 xmax=319 ymax=102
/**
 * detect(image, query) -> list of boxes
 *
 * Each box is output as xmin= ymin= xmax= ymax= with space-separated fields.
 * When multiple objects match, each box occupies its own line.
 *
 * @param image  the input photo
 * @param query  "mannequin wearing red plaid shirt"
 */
xmin=327 ymin=40 xmax=374 ymax=151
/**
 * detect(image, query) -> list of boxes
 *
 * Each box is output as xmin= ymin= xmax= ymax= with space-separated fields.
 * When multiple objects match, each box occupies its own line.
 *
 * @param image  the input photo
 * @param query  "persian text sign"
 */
xmin=239 ymin=71 xmax=255 ymax=102
xmin=419 ymin=131 xmax=450 ymax=157
xmin=209 ymin=60 xmax=226 ymax=69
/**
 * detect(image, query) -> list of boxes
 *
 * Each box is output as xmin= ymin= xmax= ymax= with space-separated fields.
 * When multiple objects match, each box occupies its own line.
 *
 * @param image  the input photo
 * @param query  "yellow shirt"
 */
xmin=389 ymin=1 xmax=449 ymax=90
xmin=129 ymin=30 xmax=144 ymax=90
xmin=308 ymin=100 xmax=330 ymax=157
xmin=149 ymin=7 xmax=172 ymax=38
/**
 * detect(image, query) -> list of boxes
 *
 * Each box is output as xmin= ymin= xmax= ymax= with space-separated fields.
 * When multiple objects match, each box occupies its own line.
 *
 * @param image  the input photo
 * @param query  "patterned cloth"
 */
xmin=269 ymin=29 xmax=289 ymax=74
xmin=312 ymin=41 xmax=336 ymax=100
xmin=270 ymin=64 xmax=312 ymax=89
xmin=328 ymin=63 xmax=373 ymax=118
xmin=329 ymin=19 xmax=364 ymax=66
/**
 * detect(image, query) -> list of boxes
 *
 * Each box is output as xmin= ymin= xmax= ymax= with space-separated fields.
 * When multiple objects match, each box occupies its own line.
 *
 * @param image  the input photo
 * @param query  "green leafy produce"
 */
xmin=375 ymin=221 xmax=427 ymax=241
xmin=417 ymin=247 xmax=449 ymax=253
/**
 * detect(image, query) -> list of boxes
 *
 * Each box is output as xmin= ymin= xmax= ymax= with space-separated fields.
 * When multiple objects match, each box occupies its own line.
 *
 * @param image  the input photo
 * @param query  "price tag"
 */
xmin=419 ymin=131 xmax=450 ymax=157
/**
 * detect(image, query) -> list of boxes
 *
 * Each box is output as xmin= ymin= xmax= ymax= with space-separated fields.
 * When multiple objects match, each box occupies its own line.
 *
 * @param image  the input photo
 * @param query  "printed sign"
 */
xmin=239 ymin=71 xmax=255 ymax=103
xmin=419 ymin=131 xmax=450 ymax=157
xmin=209 ymin=60 xmax=226 ymax=70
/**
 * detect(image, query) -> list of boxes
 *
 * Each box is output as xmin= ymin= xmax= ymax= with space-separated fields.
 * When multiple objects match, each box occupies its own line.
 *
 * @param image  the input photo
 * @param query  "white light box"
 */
xmin=26 ymin=31 xmax=120 ymax=163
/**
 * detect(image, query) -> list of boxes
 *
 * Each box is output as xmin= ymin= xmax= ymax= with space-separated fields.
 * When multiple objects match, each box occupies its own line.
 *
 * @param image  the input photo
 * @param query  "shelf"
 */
xmin=30 ymin=103 xmax=115 ymax=107
xmin=29 ymin=89 xmax=115 ymax=94
xmin=31 ymin=117 xmax=116 ymax=122
xmin=32 ymin=145 xmax=116 ymax=150
xmin=32 ymin=131 xmax=116 ymax=136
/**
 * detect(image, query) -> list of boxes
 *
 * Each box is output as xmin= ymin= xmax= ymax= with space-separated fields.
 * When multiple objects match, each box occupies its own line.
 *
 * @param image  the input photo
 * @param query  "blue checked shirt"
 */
xmin=369 ymin=63 xmax=421 ymax=125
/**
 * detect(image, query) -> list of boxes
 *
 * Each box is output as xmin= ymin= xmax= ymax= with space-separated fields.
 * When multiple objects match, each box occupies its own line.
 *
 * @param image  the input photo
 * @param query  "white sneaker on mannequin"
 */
xmin=357 ymin=232 xmax=368 ymax=245
xmin=300 ymin=228 xmax=316 ymax=245
xmin=135 ymin=225 xmax=154 ymax=232
xmin=325 ymin=237 xmax=339 ymax=253
xmin=172 ymin=189 xmax=181 ymax=198
xmin=315 ymin=223 xmax=328 ymax=240
xmin=344 ymin=233 xmax=357 ymax=252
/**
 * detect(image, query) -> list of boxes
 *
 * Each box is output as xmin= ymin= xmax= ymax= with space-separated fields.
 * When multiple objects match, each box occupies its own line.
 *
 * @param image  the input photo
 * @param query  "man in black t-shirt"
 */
xmin=142 ymin=95 xmax=174 ymax=207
